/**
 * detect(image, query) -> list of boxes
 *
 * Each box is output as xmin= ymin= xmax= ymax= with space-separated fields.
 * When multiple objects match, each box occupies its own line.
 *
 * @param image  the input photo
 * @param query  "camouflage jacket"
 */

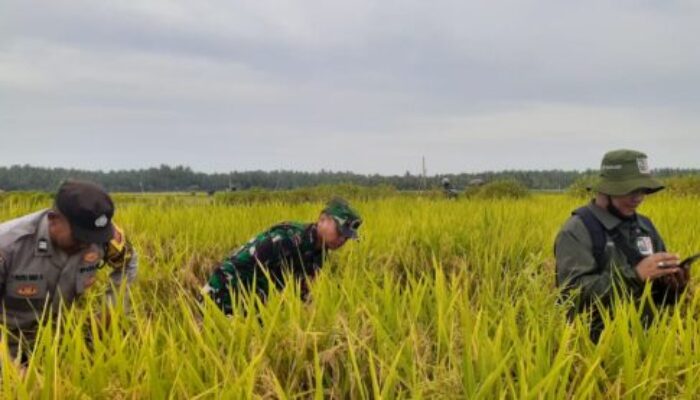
xmin=206 ymin=222 xmax=324 ymax=313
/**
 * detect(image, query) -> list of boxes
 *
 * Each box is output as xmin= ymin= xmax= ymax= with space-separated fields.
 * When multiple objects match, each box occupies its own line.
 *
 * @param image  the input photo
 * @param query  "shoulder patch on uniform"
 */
xmin=37 ymin=239 xmax=49 ymax=253
xmin=83 ymin=251 xmax=100 ymax=264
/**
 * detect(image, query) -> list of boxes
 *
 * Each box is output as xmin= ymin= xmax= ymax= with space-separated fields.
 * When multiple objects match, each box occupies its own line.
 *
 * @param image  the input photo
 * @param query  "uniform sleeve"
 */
xmin=251 ymin=231 xmax=309 ymax=295
xmin=108 ymin=245 xmax=137 ymax=311
xmin=0 ymin=250 xmax=6 ymax=296
xmin=299 ymin=255 xmax=323 ymax=302
xmin=203 ymin=259 xmax=237 ymax=314
xmin=555 ymin=217 xmax=640 ymax=307
xmin=248 ymin=232 xmax=297 ymax=268
xmin=556 ymin=217 xmax=612 ymax=304
xmin=103 ymin=224 xmax=138 ymax=310
xmin=646 ymin=222 xmax=685 ymax=303
xmin=107 ymin=244 xmax=138 ymax=285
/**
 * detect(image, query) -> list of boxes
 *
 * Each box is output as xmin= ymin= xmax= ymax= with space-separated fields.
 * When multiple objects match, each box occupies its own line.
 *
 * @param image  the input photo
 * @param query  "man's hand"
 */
xmin=661 ymin=262 xmax=691 ymax=291
xmin=635 ymin=252 xmax=681 ymax=282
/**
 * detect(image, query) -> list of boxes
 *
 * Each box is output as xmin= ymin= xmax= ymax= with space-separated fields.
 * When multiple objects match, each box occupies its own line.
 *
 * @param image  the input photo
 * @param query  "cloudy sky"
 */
xmin=0 ymin=0 xmax=698 ymax=175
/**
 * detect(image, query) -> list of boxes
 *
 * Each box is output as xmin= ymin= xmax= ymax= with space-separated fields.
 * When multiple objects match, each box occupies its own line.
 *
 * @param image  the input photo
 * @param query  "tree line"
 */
xmin=0 ymin=164 xmax=697 ymax=192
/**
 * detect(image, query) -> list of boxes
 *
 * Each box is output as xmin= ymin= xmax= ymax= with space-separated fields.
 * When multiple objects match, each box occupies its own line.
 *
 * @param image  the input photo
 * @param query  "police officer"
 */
xmin=203 ymin=197 xmax=362 ymax=314
xmin=555 ymin=150 xmax=687 ymax=341
xmin=0 ymin=180 xmax=137 ymax=358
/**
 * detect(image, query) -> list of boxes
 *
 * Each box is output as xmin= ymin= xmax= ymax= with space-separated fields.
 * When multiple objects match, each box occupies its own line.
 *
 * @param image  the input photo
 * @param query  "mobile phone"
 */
xmin=680 ymin=253 xmax=700 ymax=270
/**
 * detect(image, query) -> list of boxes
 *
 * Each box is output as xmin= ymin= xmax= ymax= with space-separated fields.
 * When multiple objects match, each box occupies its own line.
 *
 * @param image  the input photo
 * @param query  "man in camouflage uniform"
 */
xmin=203 ymin=197 xmax=362 ymax=314
xmin=555 ymin=150 xmax=687 ymax=341
xmin=0 ymin=180 xmax=137 ymax=359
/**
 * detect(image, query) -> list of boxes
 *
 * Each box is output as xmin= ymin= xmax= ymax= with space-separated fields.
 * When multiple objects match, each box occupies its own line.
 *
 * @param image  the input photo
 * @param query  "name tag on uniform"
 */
xmin=636 ymin=236 xmax=654 ymax=256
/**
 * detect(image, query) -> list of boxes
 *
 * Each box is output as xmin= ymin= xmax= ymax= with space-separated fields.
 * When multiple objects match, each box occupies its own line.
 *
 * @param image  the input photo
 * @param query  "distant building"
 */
xmin=468 ymin=178 xmax=485 ymax=187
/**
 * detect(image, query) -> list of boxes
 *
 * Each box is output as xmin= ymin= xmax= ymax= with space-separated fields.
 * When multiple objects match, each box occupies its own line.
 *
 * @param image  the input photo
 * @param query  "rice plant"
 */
xmin=0 ymin=192 xmax=698 ymax=398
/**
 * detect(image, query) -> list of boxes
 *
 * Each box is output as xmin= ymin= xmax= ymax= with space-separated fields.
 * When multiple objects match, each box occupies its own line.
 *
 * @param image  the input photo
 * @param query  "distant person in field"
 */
xmin=0 ymin=180 xmax=138 ymax=361
xmin=554 ymin=149 xmax=688 ymax=342
xmin=203 ymin=197 xmax=362 ymax=315
xmin=441 ymin=178 xmax=458 ymax=199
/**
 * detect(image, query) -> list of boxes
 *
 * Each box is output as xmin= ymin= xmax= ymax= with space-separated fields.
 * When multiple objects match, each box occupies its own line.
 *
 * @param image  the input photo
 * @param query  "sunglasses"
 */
xmin=335 ymin=218 xmax=362 ymax=235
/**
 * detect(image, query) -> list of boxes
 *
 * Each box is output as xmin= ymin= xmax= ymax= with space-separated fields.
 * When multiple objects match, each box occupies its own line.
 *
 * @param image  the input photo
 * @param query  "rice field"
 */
xmin=1 ymin=192 xmax=699 ymax=398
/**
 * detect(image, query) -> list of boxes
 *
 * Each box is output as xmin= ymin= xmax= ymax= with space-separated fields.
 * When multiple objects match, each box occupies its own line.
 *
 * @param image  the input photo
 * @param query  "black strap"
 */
xmin=572 ymin=206 xmax=607 ymax=271
xmin=608 ymin=229 xmax=644 ymax=270
xmin=573 ymin=206 xmax=656 ymax=271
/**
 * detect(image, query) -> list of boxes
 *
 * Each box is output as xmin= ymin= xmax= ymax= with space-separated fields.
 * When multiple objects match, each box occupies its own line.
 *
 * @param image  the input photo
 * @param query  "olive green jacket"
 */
xmin=555 ymin=202 xmax=679 ymax=310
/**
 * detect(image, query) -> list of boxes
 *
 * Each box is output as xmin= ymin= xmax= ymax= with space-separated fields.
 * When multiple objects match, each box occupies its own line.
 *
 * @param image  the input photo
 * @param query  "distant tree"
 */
xmin=0 ymin=165 xmax=696 ymax=192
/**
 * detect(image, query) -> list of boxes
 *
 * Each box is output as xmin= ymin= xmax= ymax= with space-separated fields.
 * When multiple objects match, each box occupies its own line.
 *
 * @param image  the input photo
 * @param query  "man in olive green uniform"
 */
xmin=555 ymin=150 xmax=687 ymax=341
xmin=0 ymin=180 xmax=137 ymax=359
xmin=203 ymin=197 xmax=361 ymax=315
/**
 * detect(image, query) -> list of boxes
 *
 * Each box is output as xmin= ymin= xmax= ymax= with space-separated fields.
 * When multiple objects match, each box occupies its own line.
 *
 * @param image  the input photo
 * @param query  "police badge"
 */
xmin=636 ymin=236 xmax=654 ymax=256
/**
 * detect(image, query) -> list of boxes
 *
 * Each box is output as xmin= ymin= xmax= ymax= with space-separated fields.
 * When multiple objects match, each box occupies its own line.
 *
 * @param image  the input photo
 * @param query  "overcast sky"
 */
xmin=0 ymin=0 xmax=698 ymax=175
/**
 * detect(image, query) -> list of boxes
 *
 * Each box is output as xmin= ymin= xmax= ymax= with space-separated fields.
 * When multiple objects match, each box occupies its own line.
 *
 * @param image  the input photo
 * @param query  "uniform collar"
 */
xmin=307 ymin=223 xmax=321 ymax=250
xmin=308 ymin=223 xmax=318 ymax=242
xmin=587 ymin=200 xmax=643 ymax=231
xmin=587 ymin=201 xmax=623 ymax=231
xmin=34 ymin=211 xmax=54 ymax=257
xmin=33 ymin=210 xmax=100 ymax=266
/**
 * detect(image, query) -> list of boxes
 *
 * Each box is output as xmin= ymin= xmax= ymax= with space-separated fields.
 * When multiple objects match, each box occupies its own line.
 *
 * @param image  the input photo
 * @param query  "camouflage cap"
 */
xmin=591 ymin=149 xmax=664 ymax=196
xmin=322 ymin=197 xmax=362 ymax=239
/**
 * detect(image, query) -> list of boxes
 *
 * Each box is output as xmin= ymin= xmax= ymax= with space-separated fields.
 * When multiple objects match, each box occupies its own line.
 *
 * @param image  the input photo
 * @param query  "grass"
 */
xmin=0 ymin=193 xmax=698 ymax=398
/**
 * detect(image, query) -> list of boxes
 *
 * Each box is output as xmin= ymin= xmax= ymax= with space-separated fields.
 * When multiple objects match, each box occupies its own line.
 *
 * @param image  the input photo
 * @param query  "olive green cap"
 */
xmin=322 ymin=197 xmax=362 ymax=239
xmin=591 ymin=149 xmax=664 ymax=196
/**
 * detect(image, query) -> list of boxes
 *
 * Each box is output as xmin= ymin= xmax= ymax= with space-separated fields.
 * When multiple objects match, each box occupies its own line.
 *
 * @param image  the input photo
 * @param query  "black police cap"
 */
xmin=55 ymin=180 xmax=114 ymax=244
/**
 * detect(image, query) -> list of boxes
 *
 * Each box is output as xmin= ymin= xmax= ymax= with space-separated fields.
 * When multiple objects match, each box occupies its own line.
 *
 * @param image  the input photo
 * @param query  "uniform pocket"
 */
xmin=5 ymin=279 xmax=48 ymax=312
xmin=76 ymin=264 xmax=100 ymax=294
